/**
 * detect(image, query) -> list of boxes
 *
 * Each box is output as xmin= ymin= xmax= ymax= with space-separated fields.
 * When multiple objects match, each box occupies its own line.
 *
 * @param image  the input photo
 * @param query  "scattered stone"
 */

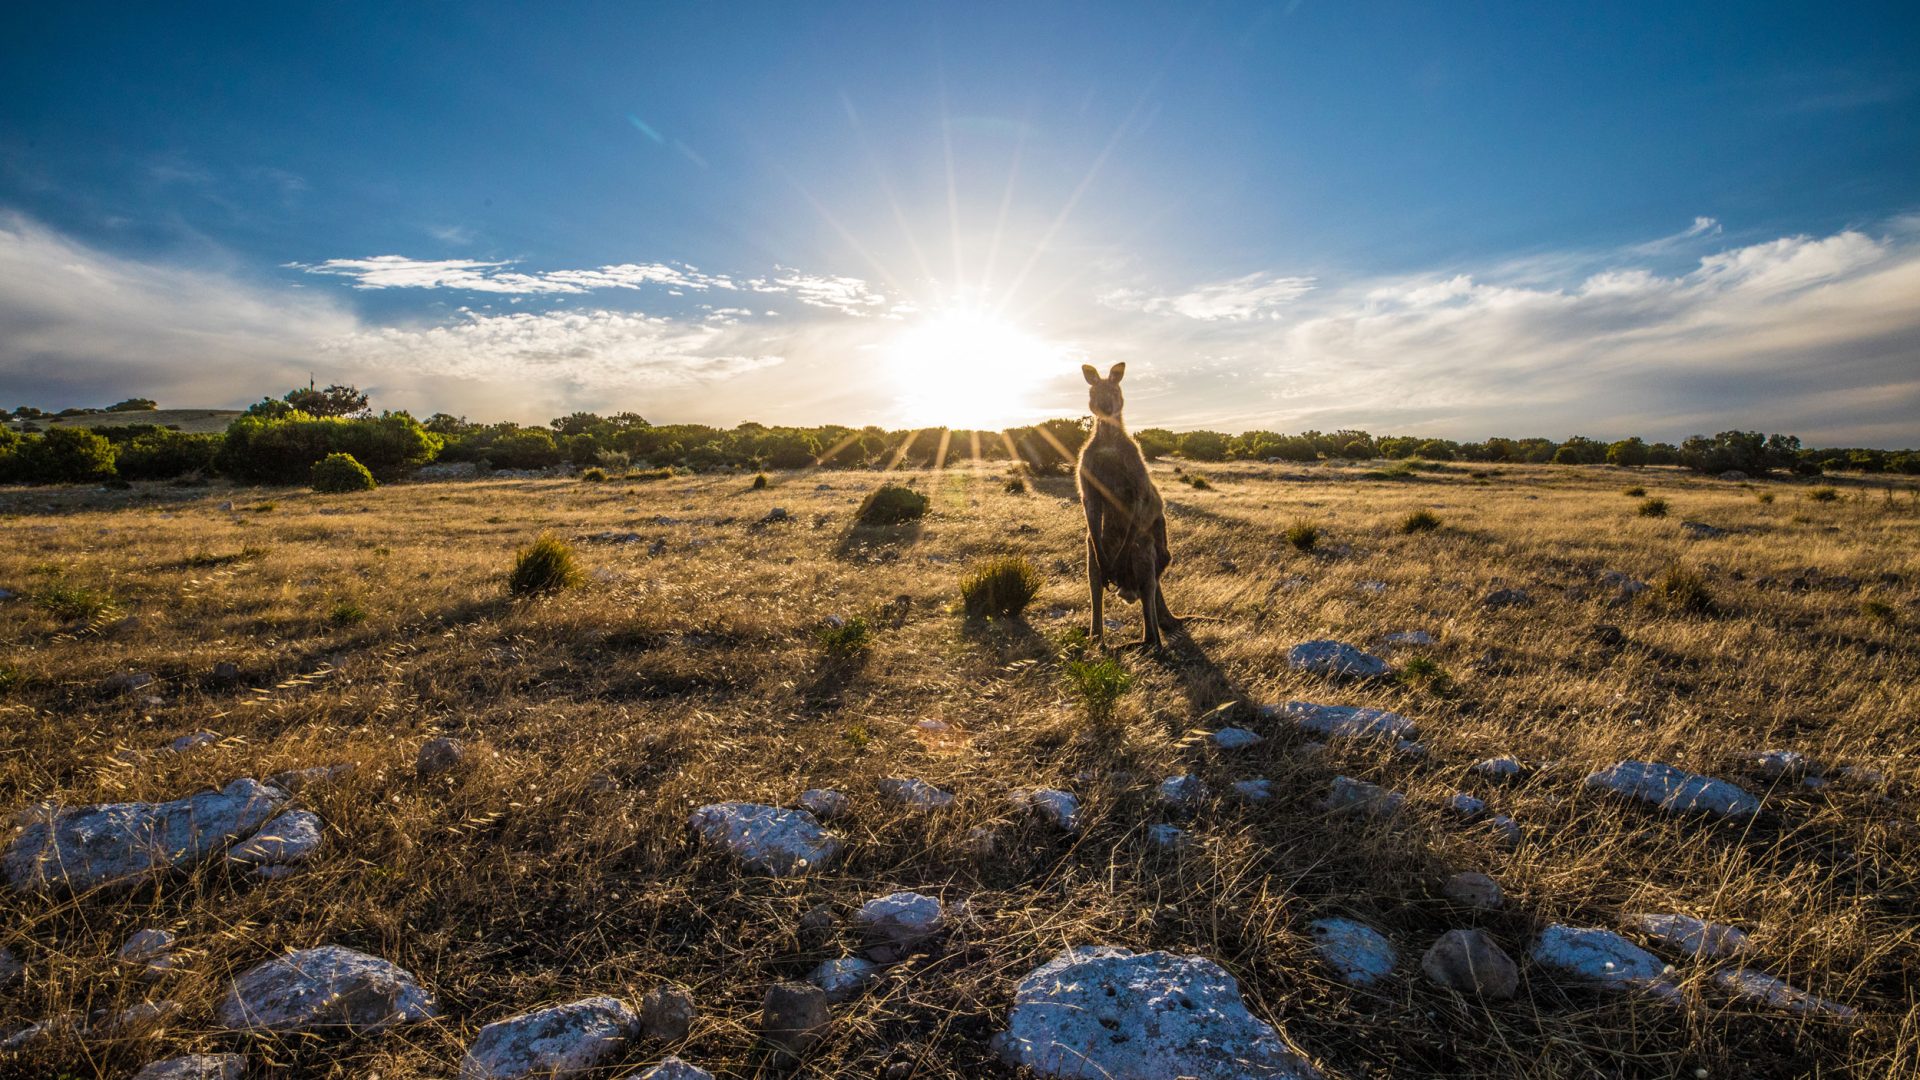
xmin=1272 ymin=701 xmax=1417 ymax=741
xmin=266 ymin=763 xmax=355 ymax=794
xmin=460 ymin=996 xmax=640 ymax=1080
xmin=166 ymin=730 xmax=221 ymax=753
xmin=416 ymin=736 xmax=469 ymax=778
xmin=1680 ymin=521 xmax=1726 ymax=539
xmin=688 ymin=803 xmax=843 ymax=876
xmin=1839 ymin=765 xmax=1887 ymax=786
xmin=1210 ymin=726 xmax=1264 ymax=750
xmin=229 ymin=809 xmax=323 ymax=869
xmin=797 ymin=904 xmax=837 ymax=944
xmin=854 ymin=891 xmax=945 ymax=960
xmin=1420 ymin=930 xmax=1519 ymax=999
xmin=1383 ymin=630 xmax=1434 ymax=646
xmin=1627 ymin=914 xmax=1749 ymax=959
xmin=1713 ymin=967 xmax=1855 ymax=1019
xmin=1287 ymin=640 xmax=1389 ymax=679
xmin=416 ymin=461 xmax=482 ymax=480
xmin=759 ymin=983 xmax=829 ymax=1062
xmin=1583 ymin=761 xmax=1760 ymax=818
xmin=993 ymin=947 xmax=1320 ymax=1079
xmin=1470 ymin=756 xmax=1525 ymax=781
xmin=796 ymin=788 xmax=849 ymax=820
xmin=1232 ymin=779 xmax=1275 ymax=803
xmin=1598 ymin=571 xmax=1650 ymax=597
xmin=215 ymin=945 xmax=438 ymax=1032
xmin=1442 ymin=872 xmax=1503 ymax=909
xmin=1356 ymin=580 xmax=1388 ymax=594
xmin=119 ymin=928 xmax=175 ymax=976
xmin=636 ymin=1058 xmax=714 ymax=1080
xmin=759 ymin=507 xmax=792 ymax=525
xmin=100 ymin=999 xmax=181 ymax=1035
xmin=877 ymin=777 xmax=955 ymax=810
xmin=1485 ymin=815 xmax=1523 ymax=847
xmin=104 ymin=671 xmax=157 ymax=695
xmin=0 ymin=1012 xmax=80 ymax=1050
xmin=1323 ymin=776 xmax=1404 ymax=817
xmin=1445 ymin=792 xmax=1487 ymax=817
xmin=914 ymin=718 xmax=950 ymax=732
xmin=808 ymin=956 xmax=881 ymax=1003
xmin=1481 ymin=588 xmax=1533 ymax=610
xmin=1753 ymin=749 xmax=1811 ymax=780
xmin=132 ymin=1054 xmax=247 ymax=1080
xmin=1307 ymin=918 xmax=1396 ymax=987
xmin=1530 ymin=925 xmax=1681 ymax=1001
xmin=1393 ymin=739 xmax=1428 ymax=761
xmin=963 ymin=826 xmax=999 ymax=858
xmin=1158 ymin=773 xmax=1209 ymax=809
xmin=4 ymin=778 xmax=287 ymax=893
xmin=1146 ymin=824 xmax=1189 ymax=850
xmin=1012 ymin=789 xmax=1082 ymax=832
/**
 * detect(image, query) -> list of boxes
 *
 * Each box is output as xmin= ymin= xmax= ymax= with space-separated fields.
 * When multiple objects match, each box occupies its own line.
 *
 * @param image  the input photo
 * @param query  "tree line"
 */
xmin=2 ymin=385 xmax=1916 ymax=486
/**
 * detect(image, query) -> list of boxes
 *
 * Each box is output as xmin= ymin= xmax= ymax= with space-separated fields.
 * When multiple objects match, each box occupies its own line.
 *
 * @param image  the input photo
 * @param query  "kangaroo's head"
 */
xmin=1082 ymin=362 xmax=1127 ymax=421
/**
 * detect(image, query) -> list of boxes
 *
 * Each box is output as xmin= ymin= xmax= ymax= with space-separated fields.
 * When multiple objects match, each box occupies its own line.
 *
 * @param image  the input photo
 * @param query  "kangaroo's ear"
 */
xmin=1108 ymin=362 xmax=1126 ymax=383
xmin=1081 ymin=364 xmax=1101 ymax=386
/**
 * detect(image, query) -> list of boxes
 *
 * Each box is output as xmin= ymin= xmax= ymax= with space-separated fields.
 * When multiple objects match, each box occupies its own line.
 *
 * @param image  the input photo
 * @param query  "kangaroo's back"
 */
xmin=1075 ymin=363 xmax=1174 ymax=646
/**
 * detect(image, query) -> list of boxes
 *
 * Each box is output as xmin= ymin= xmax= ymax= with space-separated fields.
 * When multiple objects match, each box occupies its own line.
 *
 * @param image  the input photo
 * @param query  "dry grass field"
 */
xmin=1 ymin=460 xmax=1916 ymax=1078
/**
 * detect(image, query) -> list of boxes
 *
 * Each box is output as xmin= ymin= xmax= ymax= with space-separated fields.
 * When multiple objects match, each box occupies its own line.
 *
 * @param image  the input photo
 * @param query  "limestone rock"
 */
xmin=1713 ymin=967 xmax=1855 ymax=1018
xmin=1287 ymin=640 xmax=1389 ymax=679
xmin=687 ymin=802 xmax=843 ymax=876
xmin=1445 ymin=792 xmax=1487 ymax=816
xmin=1486 ymin=815 xmax=1523 ymax=847
xmin=104 ymin=671 xmax=157 ymax=695
xmin=229 ymin=809 xmax=323 ymax=868
xmin=993 ymin=947 xmax=1320 ymax=1079
xmin=4 ymin=778 xmax=287 ymax=893
xmin=1583 ymin=761 xmax=1760 ymax=818
xmin=1273 ymin=701 xmax=1417 ymax=741
xmin=1470 ymin=756 xmax=1525 ymax=781
xmin=1383 ymin=630 xmax=1434 ymax=646
xmin=1530 ymin=925 xmax=1681 ymax=1001
xmin=131 ymin=1054 xmax=247 ymax=1080
xmin=854 ymin=891 xmax=945 ymax=960
xmin=636 ymin=1058 xmax=714 ymax=1080
xmin=796 ymin=788 xmax=849 ymax=820
xmin=1481 ymin=588 xmax=1533 ymax=609
xmin=1420 ymin=930 xmax=1518 ymax=999
xmin=1307 ymin=918 xmax=1396 ymax=987
xmin=1012 ymin=789 xmax=1081 ymax=832
xmin=639 ymin=984 xmax=695 ymax=1042
xmin=808 ymin=956 xmax=881 ymax=1003
xmin=118 ymin=928 xmax=175 ymax=976
xmin=215 ymin=945 xmax=438 ymax=1033
xmin=0 ymin=946 xmax=21 ymax=989
xmin=266 ymin=764 xmax=356 ymax=794
xmin=1232 ymin=779 xmax=1275 ymax=803
xmin=1628 ymin=914 xmax=1749 ymax=959
xmin=759 ymin=983 xmax=829 ymax=1061
xmin=1753 ymin=750 xmax=1811 ymax=780
xmin=1324 ymin=776 xmax=1404 ymax=817
xmin=1442 ymin=872 xmax=1503 ymax=910
xmin=459 ymin=996 xmax=640 ymax=1080
xmin=166 ymin=731 xmax=221 ymax=753
xmin=1146 ymin=824 xmax=1189 ymax=850
xmin=1210 ymin=726 xmax=1263 ymax=750
xmin=416 ymin=736 xmax=468 ymax=778
xmin=1158 ymin=773 xmax=1209 ymax=809
xmin=877 ymin=777 xmax=954 ymax=810
xmin=100 ymin=999 xmax=181 ymax=1035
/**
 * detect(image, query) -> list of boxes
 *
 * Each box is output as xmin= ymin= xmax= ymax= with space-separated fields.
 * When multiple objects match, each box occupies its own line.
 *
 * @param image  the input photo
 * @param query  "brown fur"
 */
xmin=1076 ymin=362 xmax=1175 ymax=648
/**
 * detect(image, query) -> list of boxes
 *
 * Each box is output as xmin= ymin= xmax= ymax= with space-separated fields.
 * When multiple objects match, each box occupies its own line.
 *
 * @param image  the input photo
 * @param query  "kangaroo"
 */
xmin=1076 ymin=362 xmax=1176 ymax=649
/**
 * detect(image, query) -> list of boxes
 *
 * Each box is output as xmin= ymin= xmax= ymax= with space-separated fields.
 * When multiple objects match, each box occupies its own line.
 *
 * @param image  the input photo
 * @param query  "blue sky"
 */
xmin=3 ymin=1 xmax=1917 ymax=443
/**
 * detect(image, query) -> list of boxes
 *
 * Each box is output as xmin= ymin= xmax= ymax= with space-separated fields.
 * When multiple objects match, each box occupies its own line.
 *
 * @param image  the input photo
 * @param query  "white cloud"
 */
xmin=291 ymin=255 xmax=733 ymax=294
xmin=769 ymin=271 xmax=900 ymax=316
xmin=1100 ymin=271 xmax=1316 ymax=320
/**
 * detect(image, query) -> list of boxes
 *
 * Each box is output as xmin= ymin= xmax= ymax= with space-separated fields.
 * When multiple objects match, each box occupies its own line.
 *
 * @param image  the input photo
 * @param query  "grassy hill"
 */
xmin=15 ymin=408 xmax=242 ymax=434
xmin=0 ymin=462 xmax=1912 ymax=1077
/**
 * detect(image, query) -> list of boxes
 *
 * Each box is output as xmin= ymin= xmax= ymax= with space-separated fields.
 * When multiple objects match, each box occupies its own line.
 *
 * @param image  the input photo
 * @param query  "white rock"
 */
xmin=1307 ymin=918 xmax=1396 ymax=986
xmin=1231 ymin=779 xmax=1275 ymax=803
xmin=416 ymin=736 xmax=468 ymax=778
xmin=877 ymin=777 xmax=955 ymax=810
xmin=1013 ymin=789 xmax=1082 ymax=832
xmin=807 ymin=956 xmax=881 ymax=1003
xmin=636 ymin=1058 xmax=715 ymax=1080
xmin=1713 ymin=967 xmax=1855 ymax=1018
xmin=1753 ymin=749 xmax=1811 ymax=780
xmin=1393 ymin=739 xmax=1427 ymax=761
xmin=1627 ymin=914 xmax=1749 ymax=958
xmin=638 ymin=984 xmax=694 ymax=1041
xmin=1287 ymin=640 xmax=1389 ymax=679
xmin=796 ymin=788 xmax=849 ymax=819
xmin=132 ymin=1054 xmax=247 ymax=1080
xmin=1323 ymin=776 xmax=1404 ymax=817
xmin=1356 ymin=580 xmax=1388 ymax=594
xmin=4 ymin=778 xmax=287 ymax=893
xmin=1486 ymin=815 xmax=1522 ymax=846
xmin=854 ymin=891 xmax=945 ymax=958
xmin=101 ymin=999 xmax=181 ymax=1034
xmin=1210 ymin=727 xmax=1264 ymax=750
xmin=119 ymin=928 xmax=175 ymax=975
xmin=1383 ymin=630 xmax=1434 ymax=646
xmin=1146 ymin=824 xmax=1189 ymax=849
xmin=166 ymin=730 xmax=221 ymax=753
xmin=1530 ymin=925 xmax=1682 ymax=1001
xmin=216 ymin=945 xmax=438 ymax=1032
xmin=1442 ymin=872 xmax=1502 ymax=909
xmin=963 ymin=826 xmax=999 ymax=857
xmin=1583 ymin=761 xmax=1760 ymax=818
xmin=1445 ymin=792 xmax=1487 ymax=816
xmin=229 ymin=809 xmax=323 ymax=867
xmin=688 ymin=803 xmax=842 ymax=877
xmin=1271 ymin=701 xmax=1417 ymax=741
xmin=459 ymin=996 xmax=641 ymax=1080
xmin=993 ymin=947 xmax=1320 ymax=1079
xmin=1470 ymin=756 xmax=1525 ymax=780
xmin=1158 ymin=773 xmax=1209 ymax=808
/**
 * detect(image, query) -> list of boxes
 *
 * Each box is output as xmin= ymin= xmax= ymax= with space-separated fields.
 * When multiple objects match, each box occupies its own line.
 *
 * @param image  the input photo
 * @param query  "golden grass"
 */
xmin=1 ymin=462 xmax=1916 ymax=1077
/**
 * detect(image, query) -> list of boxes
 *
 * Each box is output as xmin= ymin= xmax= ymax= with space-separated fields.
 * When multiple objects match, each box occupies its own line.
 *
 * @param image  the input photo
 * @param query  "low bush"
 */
xmin=961 ymin=555 xmax=1042 ymax=619
xmin=581 ymin=467 xmax=609 ymax=482
xmin=1401 ymin=508 xmax=1440 ymax=533
xmin=751 ymin=473 xmax=769 ymax=490
xmin=817 ymin=615 xmax=874 ymax=659
xmin=1004 ymin=476 xmax=1026 ymax=494
xmin=116 ymin=429 xmax=220 ymax=480
xmin=1637 ymin=496 xmax=1669 ymax=518
xmin=509 ymin=533 xmax=584 ymax=596
xmin=329 ymin=598 xmax=369 ymax=626
xmin=1622 ymin=485 xmax=1646 ymax=497
xmin=311 ymin=452 xmax=377 ymax=493
xmin=856 ymin=484 xmax=930 ymax=526
xmin=1658 ymin=564 xmax=1714 ymax=614
xmin=1182 ymin=473 xmax=1213 ymax=490
xmin=1808 ymin=486 xmax=1839 ymax=503
xmin=33 ymin=580 xmax=118 ymax=622
xmin=1063 ymin=654 xmax=1133 ymax=723
xmin=1283 ymin=518 xmax=1320 ymax=552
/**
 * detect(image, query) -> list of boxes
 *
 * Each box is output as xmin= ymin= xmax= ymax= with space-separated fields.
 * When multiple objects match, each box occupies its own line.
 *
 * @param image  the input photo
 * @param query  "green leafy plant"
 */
xmin=1622 ymin=485 xmax=1646 ymax=497
xmin=1637 ymin=496 xmax=1669 ymax=518
xmin=311 ymin=452 xmax=377 ymax=493
xmin=581 ymin=467 xmax=609 ymax=482
xmin=856 ymin=484 xmax=931 ymax=526
xmin=1283 ymin=518 xmax=1320 ymax=552
xmin=509 ymin=533 xmax=584 ymax=596
xmin=751 ymin=473 xmax=769 ymax=490
xmin=329 ymin=598 xmax=368 ymax=626
xmin=1063 ymin=654 xmax=1134 ymax=723
xmin=961 ymin=555 xmax=1043 ymax=619
xmin=1658 ymin=564 xmax=1714 ymax=614
xmin=817 ymin=615 xmax=875 ymax=659
xmin=33 ymin=580 xmax=118 ymax=622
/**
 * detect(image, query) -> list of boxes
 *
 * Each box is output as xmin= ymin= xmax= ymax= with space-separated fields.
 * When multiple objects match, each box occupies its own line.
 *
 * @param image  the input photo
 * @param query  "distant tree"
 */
xmin=284 ymin=383 xmax=371 ymax=418
xmin=1647 ymin=442 xmax=1679 ymax=466
xmin=1178 ymin=430 xmax=1230 ymax=461
xmin=20 ymin=427 xmax=117 ymax=483
xmin=105 ymin=398 xmax=158 ymax=412
xmin=1415 ymin=439 xmax=1455 ymax=461
xmin=244 ymin=397 xmax=299 ymax=419
xmin=423 ymin=413 xmax=475 ymax=436
xmin=551 ymin=412 xmax=603 ymax=436
xmin=1606 ymin=437 xmax=1650 ymax=467
xmin=566 ymin=432 xmax=600 ymax=466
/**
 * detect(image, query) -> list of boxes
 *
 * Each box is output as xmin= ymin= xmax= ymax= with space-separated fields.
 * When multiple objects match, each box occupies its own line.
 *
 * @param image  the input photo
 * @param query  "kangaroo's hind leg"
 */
xmin=1139 ymin=554 xmax=1164 ymax=650
xmin=1086 ymin=533 xmax=1106 ymax=645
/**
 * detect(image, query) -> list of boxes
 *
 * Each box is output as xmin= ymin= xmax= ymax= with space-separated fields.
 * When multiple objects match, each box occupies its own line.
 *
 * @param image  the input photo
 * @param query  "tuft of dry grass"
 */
xmin=1638 ymin=495 xmax=1670 ymax=517
xmin=959 ymin=555 xmax=1043 ymax=619
xmin=1400 ymin=507 xmax=1441 ymax=533
xmin=0 ymin=463 xmax=1914 ymax=1078
xmin=507 ymin=532 xmax=584 ymax=596
xmin=1283 ymin=518 xmax=1321 ymax=552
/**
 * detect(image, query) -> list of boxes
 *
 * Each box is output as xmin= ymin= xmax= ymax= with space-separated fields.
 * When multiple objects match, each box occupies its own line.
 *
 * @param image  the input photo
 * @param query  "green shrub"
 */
xmin=1283 ymin=518 xmax=1320 ymax=552
xmin=581 ymin=467 xmax=609 ymax=482
xmin=1637 ymin=496 xmax=1669 ymax=518
xmin=509 ymin=533 xmax=584 ymax=596
xmin=19 ymin=427 xmax=117 ymax=483
xmin=329 ymin=598 xmax=368 ymax=625
xmin=817 ymin=615 xmax=874 ymax=659
xmin=1756 ymin=491 xmax=1775 ymax=504
xmin=219 ymin=413 xmax=440 ymax=483
xmin=1004 ymin=476 xmax=1026 ymax=494
xmin=1658 ymin=564 xmax=1714 ymax=614
xmin=856 ymin=484 xmax=930 ymax=526
xmin=1860 ymin=599 xmax=1896 ymax=622
xmin=961 ymin=555 xmax=1043 ymax=619
xmin=1808 ymin=486 xmax=1839 ymax=503
xmin=1400 ymin=508 xmax=1440 ymax=533
xmin=751 ymin=473 xmax=769 ymax=490
xmin=34 ymin=580 xmax=118 ymax=622
xmin=1622 ymin=485 xmax=1646 ymax=498
xmin=1397 ymin=655 xmax=1454 ymax=692
xmin=311 ymin=452 xmax=377 ymax=493
xmin=1182 ymin=473 xmax=1213 ymax=490
xmin=116 ymin=429 xmax=220 ymax=480
xmin=1063 ymin=654 xmax=1133 ymax=723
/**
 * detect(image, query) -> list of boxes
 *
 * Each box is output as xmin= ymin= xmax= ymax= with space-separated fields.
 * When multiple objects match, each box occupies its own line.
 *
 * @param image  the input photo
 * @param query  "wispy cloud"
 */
xmin=761 ymin=271 xmax=908 ymax=317
xmin=291 ymin=255 xmax=735 ymax=294
xmin=1100 ymin=271 xmax=1317 ymax=320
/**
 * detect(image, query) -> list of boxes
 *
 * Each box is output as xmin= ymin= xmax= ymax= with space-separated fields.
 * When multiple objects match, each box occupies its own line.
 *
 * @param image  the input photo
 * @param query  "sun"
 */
xmin=883 ymin=307 xmax=1066 ymax=430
